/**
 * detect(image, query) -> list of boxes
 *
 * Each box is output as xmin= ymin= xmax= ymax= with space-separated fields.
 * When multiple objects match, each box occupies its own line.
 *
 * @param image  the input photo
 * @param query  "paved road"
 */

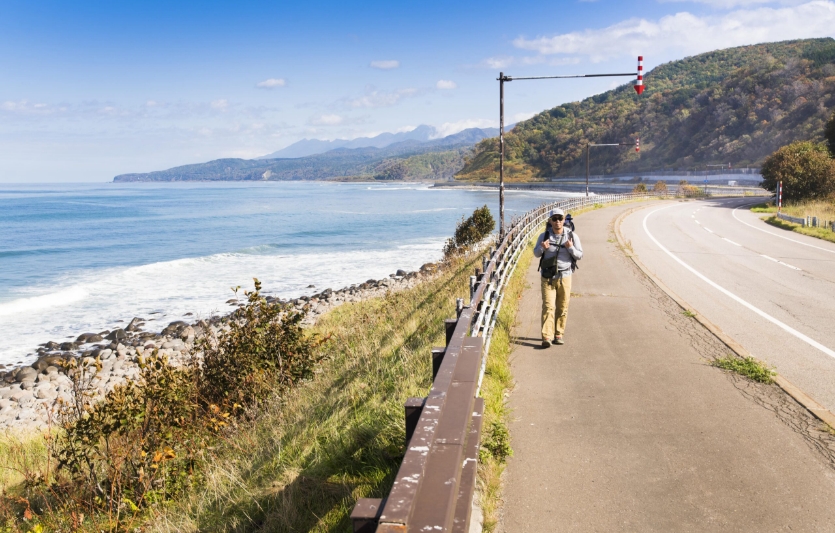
xmin=620 ymin=198 xmax=835 ymax=413
xmin=504 ymin=201 xmax=835 ymax=532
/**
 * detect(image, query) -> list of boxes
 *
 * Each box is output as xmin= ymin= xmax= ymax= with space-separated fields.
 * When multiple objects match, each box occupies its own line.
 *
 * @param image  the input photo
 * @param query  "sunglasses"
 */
xmin=550 ymin=216 xmax=564 ymax=222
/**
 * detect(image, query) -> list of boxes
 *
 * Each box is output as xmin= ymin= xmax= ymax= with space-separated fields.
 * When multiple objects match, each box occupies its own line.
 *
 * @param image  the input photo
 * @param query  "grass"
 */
xmin=476 ymin=240 xmax=534 ymax=532
xmin=682 ymin=310 xmax=696 ymax=318
xmin=712 ymin=355 xmax=775 ymax=384
xmin=750 ymin=202 xmax=776 ymax=213
xmin=144 ymin=254 xmax=484 ymax=532
xmin=763 ymin=215 xmax=835 ymax=244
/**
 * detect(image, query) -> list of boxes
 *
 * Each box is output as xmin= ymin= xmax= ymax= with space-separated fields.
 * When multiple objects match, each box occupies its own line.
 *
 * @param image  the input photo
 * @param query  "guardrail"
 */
xmin=349 ymin=190 xmax=747 ymax=532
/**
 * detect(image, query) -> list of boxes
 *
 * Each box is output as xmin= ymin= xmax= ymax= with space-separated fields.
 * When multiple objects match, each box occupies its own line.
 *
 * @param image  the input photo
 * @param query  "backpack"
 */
xmin=537 ymin=225 xmax=579 ymax=278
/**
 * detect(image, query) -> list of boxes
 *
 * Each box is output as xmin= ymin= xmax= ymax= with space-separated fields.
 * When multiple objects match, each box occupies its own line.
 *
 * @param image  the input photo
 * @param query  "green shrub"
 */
xmin=761 ymin=141 xmax=835 ymax=202
xmin=653 ymin=181 xmax=668 ymax=192
xmin=443 ymin=205 xmax=495 ymax=257
xmin=198 ymin=280 xmax=322 ymax=409
xmin=632 ymin=183 xmax=647 ymax=193
xmin=50 ymin=280 xmax=320 ymax=518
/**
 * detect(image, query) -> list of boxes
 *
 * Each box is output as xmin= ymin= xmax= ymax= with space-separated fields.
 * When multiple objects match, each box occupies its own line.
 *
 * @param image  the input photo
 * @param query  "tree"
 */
xmin=443 ymin=205 xmax=496 ymax=258
xmin=653 ymin=181 xmax=668 ymax=192
xmin=761 ymin=141 xmax=835 ymax=202
xmin=825 ymin=109 xmax=835 ymax=157
xmin=633 ymin=183 xmax=648 ymax=193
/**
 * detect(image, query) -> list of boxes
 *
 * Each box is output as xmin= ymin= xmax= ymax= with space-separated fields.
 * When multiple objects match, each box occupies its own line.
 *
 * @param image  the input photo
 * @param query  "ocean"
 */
xmin=0 ymin=181 xmax=582 ymax=366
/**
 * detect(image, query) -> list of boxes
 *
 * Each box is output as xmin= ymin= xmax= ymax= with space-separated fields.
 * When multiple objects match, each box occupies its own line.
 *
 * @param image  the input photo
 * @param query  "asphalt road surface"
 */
xmin=620 ymin=197 xmax=835 ymax=413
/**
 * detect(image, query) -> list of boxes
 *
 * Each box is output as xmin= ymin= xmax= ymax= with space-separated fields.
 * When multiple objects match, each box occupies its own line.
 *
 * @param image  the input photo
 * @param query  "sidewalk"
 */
xmin=502 ymin=202 xmax=835 ymax=532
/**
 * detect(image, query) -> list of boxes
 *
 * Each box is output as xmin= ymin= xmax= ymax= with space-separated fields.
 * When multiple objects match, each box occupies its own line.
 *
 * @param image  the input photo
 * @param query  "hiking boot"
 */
xmin=541 ymin=339 xmax=551 ymax=348
xmin=553 ymin=336 xmax=565 ymax=345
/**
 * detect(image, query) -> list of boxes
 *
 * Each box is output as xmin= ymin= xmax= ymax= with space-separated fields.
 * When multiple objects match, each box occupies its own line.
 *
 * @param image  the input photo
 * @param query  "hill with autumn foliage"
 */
xmin=456 ymin=38 xmax=835 ymax=181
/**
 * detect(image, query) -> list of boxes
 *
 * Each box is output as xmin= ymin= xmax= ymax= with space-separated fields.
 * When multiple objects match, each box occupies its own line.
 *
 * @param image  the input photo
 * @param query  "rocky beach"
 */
xmin=0 ymin=263 xmax=438 ymax=432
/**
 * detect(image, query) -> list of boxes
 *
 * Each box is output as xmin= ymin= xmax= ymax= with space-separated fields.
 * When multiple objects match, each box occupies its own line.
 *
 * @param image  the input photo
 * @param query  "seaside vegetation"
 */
xmin=456 ymin=38 xmax=835 ymax=181
xmin=443 ymin=205 xmax=496 ymax=258
xmin=0 ymin=206 xmax=517 ymax=533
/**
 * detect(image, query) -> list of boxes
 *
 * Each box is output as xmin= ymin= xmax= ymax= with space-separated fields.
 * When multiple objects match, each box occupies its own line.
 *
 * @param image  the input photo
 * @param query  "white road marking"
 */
xmin=722 ymin=238 xmax=741 ymax=246
xmin=704 ymin=227 xmax=713 ymax=233
xmin=695 ymin=220 xmax=701 ymax=225
xmin=644 ymin=205 xmax=835 ymax=360
xmin=760 ymin=254 xmax=802 ymax=271
xmin=732 ymin=204 xmax=835 ymax=255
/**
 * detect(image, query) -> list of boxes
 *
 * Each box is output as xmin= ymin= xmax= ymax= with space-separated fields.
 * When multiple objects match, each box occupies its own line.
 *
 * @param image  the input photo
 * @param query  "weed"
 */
xmin=750 ymin=202 xmax=776 ymax=213
xmin=712 ymin=355 xmax=775 ymax=384
xmin=763 ymin=216 xmax=835 ymax=244
xmin=682 ymin=310 xmax=696 ymax=318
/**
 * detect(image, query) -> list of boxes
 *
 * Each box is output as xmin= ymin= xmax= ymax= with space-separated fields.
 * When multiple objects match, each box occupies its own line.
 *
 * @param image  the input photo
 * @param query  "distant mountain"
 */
xmin=257 ymin=125 xmax=499 ymax=159
xmin=113 ymin=127 xmax=500 ymax=182
xmin=457 ymin=38 xmax=835 ymax=181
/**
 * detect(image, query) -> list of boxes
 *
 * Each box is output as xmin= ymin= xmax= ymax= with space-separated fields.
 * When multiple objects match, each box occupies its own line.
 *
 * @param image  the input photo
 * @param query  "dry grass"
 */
xmin=146 ymin=255 xmax=482 ymax=532
xmin=476 ymin=240 xmax=533 ymax=532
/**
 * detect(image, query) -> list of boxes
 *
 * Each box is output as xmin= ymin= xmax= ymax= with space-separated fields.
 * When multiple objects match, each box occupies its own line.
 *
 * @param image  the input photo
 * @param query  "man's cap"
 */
xmin=549 ymin=208 xmax=565 ymax=218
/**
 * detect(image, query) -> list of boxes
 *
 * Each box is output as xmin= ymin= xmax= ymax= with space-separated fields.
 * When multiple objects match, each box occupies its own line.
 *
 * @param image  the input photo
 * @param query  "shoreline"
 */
xmin=0 ymin=262 xmax=440 ymax=432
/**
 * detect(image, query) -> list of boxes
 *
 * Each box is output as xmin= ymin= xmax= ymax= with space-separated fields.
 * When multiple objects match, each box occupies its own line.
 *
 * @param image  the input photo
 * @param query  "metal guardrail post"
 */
xmin=405 ymin=397 xmax=426 ymax=446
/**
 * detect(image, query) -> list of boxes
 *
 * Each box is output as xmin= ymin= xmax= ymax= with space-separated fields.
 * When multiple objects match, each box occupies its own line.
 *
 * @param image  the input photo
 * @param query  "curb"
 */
xmin=613 ymin=201 xmax=835 ymax=430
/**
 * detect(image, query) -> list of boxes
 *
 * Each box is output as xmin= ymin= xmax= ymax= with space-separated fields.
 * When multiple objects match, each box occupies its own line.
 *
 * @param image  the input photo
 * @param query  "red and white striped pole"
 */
xmin=636 ymin=138 xmax=640 ymax=152
xmin=634 ymin=56 xmax=644 ymax=95
xmin=778 ymin=181 xmax=782 ymax=212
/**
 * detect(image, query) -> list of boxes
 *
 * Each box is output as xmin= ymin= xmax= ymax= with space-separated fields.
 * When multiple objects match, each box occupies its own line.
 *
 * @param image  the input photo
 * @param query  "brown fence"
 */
xmin=349 ymin=191 xmax=730 ymax=532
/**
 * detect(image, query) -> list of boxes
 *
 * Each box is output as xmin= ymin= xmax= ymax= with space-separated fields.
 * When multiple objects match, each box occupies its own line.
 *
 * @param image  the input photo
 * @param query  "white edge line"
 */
xmin=644 ymin=205 xmax=835 ymax=360
xmin=732 ymin=203 xmax=835 ymax=255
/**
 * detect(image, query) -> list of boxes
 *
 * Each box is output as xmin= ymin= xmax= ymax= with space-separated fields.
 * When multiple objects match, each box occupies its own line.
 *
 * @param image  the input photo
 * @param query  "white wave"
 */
xmin=0 ymin=287 xmax=89 ymax=317
xmin=0 ymin=238 xmax=446 ymax=365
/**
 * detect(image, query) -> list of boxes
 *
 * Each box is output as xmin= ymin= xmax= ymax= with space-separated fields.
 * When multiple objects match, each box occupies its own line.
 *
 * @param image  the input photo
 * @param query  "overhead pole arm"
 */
xmin=497 ymin=56 xmax=645 ymax=237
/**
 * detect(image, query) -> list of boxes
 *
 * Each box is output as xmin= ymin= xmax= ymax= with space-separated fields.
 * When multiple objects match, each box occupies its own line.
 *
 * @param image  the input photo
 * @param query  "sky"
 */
xmin=2 ymin=0 xmax=835 ymax=182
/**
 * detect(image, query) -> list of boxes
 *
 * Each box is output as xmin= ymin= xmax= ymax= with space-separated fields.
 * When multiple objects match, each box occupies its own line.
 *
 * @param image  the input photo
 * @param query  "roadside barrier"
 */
xmin=349 ymin=190 xmax=760 ymax=532
xmin=777 ymin=212 xmax=807 ymax=227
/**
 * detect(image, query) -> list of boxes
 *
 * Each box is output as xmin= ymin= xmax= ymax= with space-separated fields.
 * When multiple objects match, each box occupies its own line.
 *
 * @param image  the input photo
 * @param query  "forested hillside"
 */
xmin=457 ymin=38 xmax=835 ymax=181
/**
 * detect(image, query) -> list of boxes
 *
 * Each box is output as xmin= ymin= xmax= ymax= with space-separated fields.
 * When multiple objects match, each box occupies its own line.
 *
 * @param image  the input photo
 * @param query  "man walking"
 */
xmin=534 ymin=208 xmax=583 ymax=347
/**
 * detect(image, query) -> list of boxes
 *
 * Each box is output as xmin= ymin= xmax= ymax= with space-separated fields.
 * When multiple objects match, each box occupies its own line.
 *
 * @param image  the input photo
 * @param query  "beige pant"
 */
xmin=541 ymin=274 xmax=572 ymax=341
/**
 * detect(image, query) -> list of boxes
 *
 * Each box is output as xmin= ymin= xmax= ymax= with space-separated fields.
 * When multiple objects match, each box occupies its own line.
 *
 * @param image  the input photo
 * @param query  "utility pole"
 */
xmin=497 ymin=56 xmax=645 ymax=237
xmin=585 ymin=140 xmax=640 ymax=196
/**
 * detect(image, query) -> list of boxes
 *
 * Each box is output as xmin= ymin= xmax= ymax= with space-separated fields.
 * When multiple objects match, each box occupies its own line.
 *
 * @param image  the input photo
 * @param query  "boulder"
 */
xmin=396 ymin=269 xmax=408 ymax=277
xmin=59 ymin=341 xmax=78 ymax=351
xmin=35 ymin=386 xmax=57 ymax=400
xmin=15 ymin=367 xmax=38 ymax=383
xmin=106 ymin=329 xmax=126 ymax=341
xmin=126 ymin=317 xmax=145 ymax=332
xmin=86 ymin=334 xmax=104 ymax=343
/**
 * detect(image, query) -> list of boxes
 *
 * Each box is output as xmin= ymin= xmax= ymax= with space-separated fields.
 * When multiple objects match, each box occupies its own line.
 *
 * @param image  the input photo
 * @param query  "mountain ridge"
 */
xmin=456 ymin=38 xmax=835 ymax=181
xmin=113 ymin=127 xmax=500 ymax=182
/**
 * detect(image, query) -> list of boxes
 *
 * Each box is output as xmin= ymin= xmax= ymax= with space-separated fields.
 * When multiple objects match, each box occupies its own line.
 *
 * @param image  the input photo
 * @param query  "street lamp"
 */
xmin=585 ymin=140 xmax=640 ymax=196
xmin=497 ymin=56 xmax=645 ymax=237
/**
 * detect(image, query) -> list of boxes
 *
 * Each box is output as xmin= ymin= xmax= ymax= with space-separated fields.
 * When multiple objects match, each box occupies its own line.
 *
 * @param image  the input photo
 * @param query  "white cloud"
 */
xmin=436 ymin=80 xmax=457 ymax=89
xmin=660 ymin=0 xmax=779 ymax=6
xmin=432 ymin=118 xmax=497 ymax=138
xmin=310 ymin=114 xmax=344 ymax=125
xmin=256 ymin=78 xmax=287 ymax=89
xmin=512 ymin=1 xmax=835 ymax=62
xmin=484 ymin=56 xmax=515 ymax=69
xmin=341 ymin=87 xmax=423 ymax=109
xmin=513 ymin=111 xmax=537 ymax=122
xmin=370 ymin=60 xmax=400 ymax=69
xmin=210 ymin=99 xmax=229 ymax=110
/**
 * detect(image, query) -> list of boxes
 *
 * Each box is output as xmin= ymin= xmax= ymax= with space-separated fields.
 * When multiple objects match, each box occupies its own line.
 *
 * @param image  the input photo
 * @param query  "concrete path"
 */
xmin=503 ymin=201 xmax=835 ymax=532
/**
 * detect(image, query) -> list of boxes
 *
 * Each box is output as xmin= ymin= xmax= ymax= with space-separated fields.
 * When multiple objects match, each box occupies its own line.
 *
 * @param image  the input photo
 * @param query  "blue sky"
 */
xmin=2 ymin=0 xmax=835 ymax=182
